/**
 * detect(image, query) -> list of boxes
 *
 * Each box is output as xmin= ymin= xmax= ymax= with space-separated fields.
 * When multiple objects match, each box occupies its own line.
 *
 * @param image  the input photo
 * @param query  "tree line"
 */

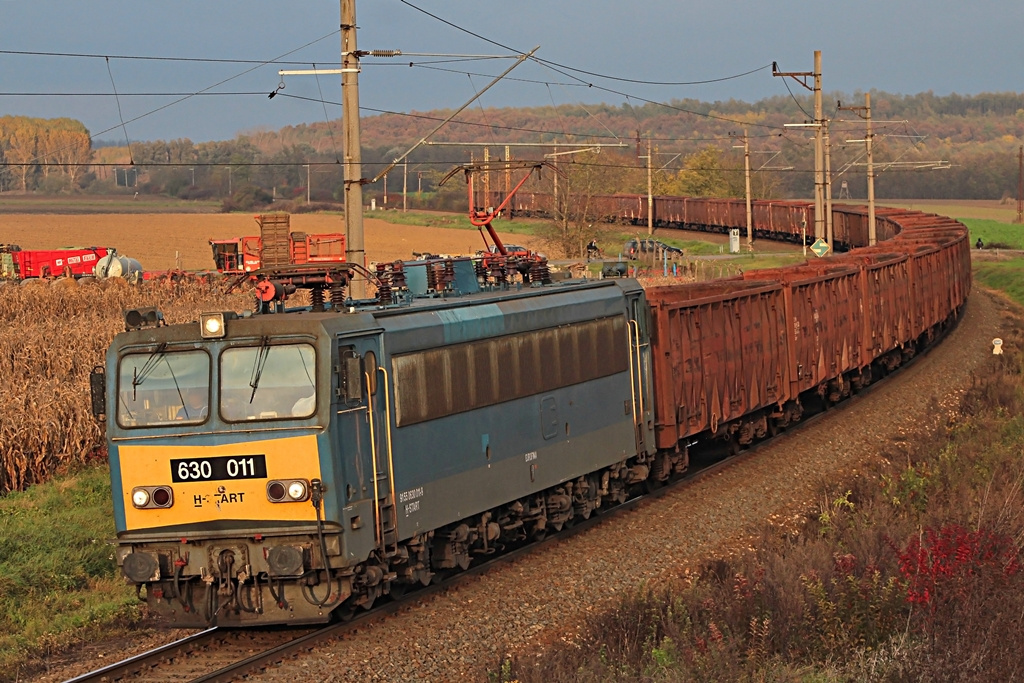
xmin=0 ymin=116 xmax=92 ymax=192
xmin=2 ymin=90 xmax=1023 ymax=204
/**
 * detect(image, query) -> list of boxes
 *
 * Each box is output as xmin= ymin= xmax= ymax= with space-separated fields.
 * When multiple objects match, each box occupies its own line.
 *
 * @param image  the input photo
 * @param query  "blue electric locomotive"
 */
xmin=97 ymin=259 xmax=656 ymax=626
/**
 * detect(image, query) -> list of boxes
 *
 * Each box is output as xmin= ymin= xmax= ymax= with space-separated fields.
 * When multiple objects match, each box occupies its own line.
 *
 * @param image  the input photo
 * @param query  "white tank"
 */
xmin=93 ymin=254 xmax=143 ymax=280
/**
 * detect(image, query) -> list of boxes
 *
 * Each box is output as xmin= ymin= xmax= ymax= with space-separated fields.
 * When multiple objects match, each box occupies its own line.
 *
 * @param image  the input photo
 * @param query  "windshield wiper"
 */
xmin=132 ymin=342 xmax=167 ymax=400
xmin=249 ymin=337 xmax=271 ymax=404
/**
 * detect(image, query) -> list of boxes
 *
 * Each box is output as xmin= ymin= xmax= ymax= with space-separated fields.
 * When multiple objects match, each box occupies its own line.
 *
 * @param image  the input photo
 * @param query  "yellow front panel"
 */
xmin=119 ymin=435 xmax=321 ymax=530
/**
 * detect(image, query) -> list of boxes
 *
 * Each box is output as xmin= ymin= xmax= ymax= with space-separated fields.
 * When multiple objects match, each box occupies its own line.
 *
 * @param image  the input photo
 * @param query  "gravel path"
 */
xmin=32 ymin=289 xmax=1006 ymax=683
xmin=251 ymin=290 xmax=1007 ymax=682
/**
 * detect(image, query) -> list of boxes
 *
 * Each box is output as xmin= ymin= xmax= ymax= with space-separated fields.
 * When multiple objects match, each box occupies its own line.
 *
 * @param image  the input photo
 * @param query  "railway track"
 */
xmin=258 ymin=292 xmax=997 ymax=680
xmin=65 ymin=302 xmax=966 ymax=682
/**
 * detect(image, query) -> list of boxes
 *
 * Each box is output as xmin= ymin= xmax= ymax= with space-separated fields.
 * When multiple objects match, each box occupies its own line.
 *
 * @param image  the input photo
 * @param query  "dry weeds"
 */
xmin=0 ymin=278 xmax=250 ymax=493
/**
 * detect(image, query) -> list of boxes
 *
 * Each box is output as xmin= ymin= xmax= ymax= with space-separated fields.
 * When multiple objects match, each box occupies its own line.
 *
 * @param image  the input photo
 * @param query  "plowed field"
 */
xmin=0 ymin=213 xmax=545 ymax=272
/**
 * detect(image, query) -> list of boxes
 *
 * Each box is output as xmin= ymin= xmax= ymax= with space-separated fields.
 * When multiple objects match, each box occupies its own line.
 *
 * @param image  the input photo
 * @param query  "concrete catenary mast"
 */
xmin=341 ymin=0 xmax=366 ymax=298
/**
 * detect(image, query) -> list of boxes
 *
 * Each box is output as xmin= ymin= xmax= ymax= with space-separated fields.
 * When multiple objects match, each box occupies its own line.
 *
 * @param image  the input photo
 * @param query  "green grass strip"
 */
xmin=0 ymin=465 xmax=139 ymax=680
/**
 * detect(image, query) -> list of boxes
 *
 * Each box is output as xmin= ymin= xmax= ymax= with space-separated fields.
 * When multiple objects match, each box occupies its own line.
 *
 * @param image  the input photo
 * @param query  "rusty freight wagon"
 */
xmin=645 ymin=279 xmax=789 ymax=452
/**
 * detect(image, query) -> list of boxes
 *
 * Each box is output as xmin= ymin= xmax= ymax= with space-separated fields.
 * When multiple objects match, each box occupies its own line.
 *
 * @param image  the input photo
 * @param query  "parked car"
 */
xmin=623 ymin=238 xmax=683 ymax=256
xmin=484 ymin=244 xmax=530 ymax=255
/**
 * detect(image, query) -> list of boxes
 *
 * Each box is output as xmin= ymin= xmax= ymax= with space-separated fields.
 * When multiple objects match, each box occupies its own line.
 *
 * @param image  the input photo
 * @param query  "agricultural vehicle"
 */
xmin=211 ymin=215 xmax=346 ymax=275
xmin=0 ymin=244 xmax=136 ymax=281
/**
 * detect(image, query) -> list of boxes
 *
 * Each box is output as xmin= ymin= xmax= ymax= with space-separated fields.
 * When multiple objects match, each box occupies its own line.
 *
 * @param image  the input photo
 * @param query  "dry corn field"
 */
xmin=0 ymin=211 xmax=552 ymax=494
xmin=0 ymin=277 xmax=252 ymax=494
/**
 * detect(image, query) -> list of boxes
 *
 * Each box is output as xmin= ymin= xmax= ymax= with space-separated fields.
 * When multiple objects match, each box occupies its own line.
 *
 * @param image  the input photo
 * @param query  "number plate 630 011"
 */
xmin=170 ymin=455 xmax=268 ymax=482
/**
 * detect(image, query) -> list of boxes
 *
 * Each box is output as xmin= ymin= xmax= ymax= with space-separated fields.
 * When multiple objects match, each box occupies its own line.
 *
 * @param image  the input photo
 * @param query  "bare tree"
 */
xmin=541 ymin=150 xmax=639 ymax=258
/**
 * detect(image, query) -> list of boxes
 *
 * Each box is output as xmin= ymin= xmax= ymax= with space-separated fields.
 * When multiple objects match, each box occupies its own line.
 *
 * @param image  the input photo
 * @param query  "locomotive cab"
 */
xmin=103 ymin=309 xmax=380 ymax=626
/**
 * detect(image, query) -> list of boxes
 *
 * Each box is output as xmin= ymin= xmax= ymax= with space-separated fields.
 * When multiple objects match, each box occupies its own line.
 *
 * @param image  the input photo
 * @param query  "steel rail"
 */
xmin=64 ymin=627 xmax=219 ymax=683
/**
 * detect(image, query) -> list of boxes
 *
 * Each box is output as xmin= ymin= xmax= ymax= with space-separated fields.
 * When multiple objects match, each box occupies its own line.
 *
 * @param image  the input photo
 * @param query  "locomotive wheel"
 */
xmin=644 ymin=476 xmax=666 ymax=494
xmin=387 ymin=582 xmax=408 ymax=601
xmin=332 ymin=603 xmax=357 ymax=622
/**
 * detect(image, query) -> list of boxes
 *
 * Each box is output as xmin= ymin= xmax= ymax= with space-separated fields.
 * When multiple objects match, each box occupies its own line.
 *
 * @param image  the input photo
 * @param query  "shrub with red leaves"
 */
xmin=895 ymin=524 xmax=1022 ymax=607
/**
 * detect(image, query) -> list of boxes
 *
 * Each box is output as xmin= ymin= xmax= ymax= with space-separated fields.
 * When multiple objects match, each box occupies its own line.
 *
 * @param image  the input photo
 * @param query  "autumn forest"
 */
xmin=2 ymin=90 xmax=1024 ymax=207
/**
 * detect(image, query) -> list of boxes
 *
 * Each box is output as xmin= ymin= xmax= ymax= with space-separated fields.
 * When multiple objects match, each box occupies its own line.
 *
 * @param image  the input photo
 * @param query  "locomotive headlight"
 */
xmin=267 ymin=479 xmax=310 ymax=503
xmin=200 ymin=312 xmax=226 ymax=338
xmin=267 ymin=481 xmax=286 ymax=502
xmin=151 ymin=486 xmax=173 ymax=507
xmin=132 ymin=488 xmax=151 ymax=507
xmin=131 ymin=486 xmax=174 ymax=509
xmin=287 ymin=480 xmax=308 ymax=501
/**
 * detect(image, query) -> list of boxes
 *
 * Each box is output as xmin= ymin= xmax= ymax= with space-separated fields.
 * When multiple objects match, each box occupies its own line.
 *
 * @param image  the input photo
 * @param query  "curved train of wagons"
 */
xmin=91 ymin=193 xmax=972 ymax=627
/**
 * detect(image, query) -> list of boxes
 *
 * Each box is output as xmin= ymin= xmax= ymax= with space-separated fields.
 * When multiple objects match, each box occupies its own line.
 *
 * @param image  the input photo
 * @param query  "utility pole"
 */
xmin=341 ymin=0 xmax=366 ymax=298
xmin=824 ymin=118 xmax=833 ymax=250
xmin=839 ymin=93 xmax=876 ymax=245
xmin=402 ymin=160 xmax=408 ymax=212
xmin=646 ymin=139 xmax=653 ymax=235
xmin=814 ymin=52 xmax=824 ymax=244
xmin=505 ymin=145 xmax=511 ymax=218
xmin=553 ymin=144 xmax=558 ymax=217
xmin=1017 ymin=145 xmax=1023 ymax=224
xmin=731 ymin=129 xmax=753 ymax=248
xmin=865 ymin=96 xmax=876 ymax=246
xmin=774 ymin=51 xmax=824 ymax=241
xmin=483 ymin=147 xmax=490 ymax=209
xmin=304 ymin=164 xmax=311 ymax=203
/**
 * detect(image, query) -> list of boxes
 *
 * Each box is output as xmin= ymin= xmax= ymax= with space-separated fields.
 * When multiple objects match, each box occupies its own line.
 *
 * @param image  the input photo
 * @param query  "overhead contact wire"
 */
xmin=105 ymin=56 xmax=134 ymax=164
xmin=311 ymin=62 xmax=343 ymax=163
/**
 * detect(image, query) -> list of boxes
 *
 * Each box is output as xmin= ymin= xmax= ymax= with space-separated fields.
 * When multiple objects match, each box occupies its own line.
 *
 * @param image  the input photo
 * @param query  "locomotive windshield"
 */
xmin=220 ymin=342 xmax=316 ymax=421
xmin=117 ymin=348 xmax=210 ymax=427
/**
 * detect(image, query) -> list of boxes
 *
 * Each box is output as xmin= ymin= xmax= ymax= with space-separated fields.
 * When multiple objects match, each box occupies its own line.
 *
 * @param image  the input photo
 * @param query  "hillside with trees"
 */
xmin=2 ymin=91 xmax=1023 ymax=205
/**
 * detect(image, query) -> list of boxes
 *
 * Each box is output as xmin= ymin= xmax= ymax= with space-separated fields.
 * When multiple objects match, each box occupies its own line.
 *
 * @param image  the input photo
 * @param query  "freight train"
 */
xmin=91 ymin=198 xmax=971 ymax=627
xmin=490 ymin=192 xmax=911 ymax=250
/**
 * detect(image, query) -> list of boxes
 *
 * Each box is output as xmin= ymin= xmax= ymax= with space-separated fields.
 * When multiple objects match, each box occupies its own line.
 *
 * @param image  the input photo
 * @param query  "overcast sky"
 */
xmin=2 ymin=0 xmax=1022 ymax=143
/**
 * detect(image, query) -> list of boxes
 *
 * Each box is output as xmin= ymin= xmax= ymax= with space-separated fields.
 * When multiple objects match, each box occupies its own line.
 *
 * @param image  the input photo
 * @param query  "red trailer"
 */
xmin=0 ymin=244 xmax=114 ymax=279
xmin=210 ymin=214 xmax=346 ymax=274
